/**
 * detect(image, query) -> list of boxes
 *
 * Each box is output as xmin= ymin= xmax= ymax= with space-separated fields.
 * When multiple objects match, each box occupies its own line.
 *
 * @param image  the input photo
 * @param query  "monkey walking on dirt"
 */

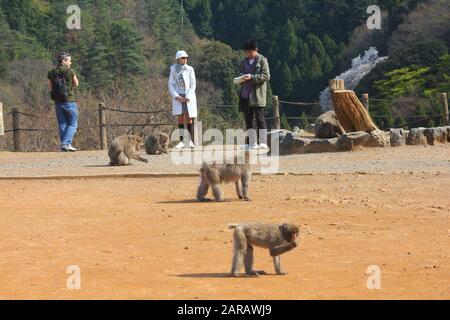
xmin=228 ymin=222 xmax=300 ymax=277
xmin=197 ymin=152 xmax=252 ymax=202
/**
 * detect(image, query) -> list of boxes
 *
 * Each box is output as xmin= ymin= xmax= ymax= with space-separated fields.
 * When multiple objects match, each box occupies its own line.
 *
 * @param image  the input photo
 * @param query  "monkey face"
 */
xmin=159 ymin=134 xmax=170 ymax=148
xmin=281 ymin=223 xmax=300 ymax=242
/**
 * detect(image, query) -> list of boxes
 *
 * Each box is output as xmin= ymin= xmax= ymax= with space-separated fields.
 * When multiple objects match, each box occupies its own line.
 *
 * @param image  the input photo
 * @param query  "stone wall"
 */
xmin=269 ymin=126 xmax=450 ymax=155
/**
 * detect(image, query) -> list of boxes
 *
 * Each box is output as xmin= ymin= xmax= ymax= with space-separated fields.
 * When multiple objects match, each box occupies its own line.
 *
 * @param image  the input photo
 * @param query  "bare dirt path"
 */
xmin=0 ymin=173 xmax=449 ymax=299
xmin=1 ymin=145 xmax=450 ymax=178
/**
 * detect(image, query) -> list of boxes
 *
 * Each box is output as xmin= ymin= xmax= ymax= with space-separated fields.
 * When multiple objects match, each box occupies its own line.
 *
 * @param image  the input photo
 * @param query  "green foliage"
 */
xmin=374 ymin=66 xmax=430 ymax=98
xmin=110 ymin=19 xmax=145 ymax=77
xmin=299 ymin=112 xmax=309 ymax=129
xmin=280 ymin=114 xmax=291 ymax=131
xmin=185 ymin=0 xmax=213 ymax=37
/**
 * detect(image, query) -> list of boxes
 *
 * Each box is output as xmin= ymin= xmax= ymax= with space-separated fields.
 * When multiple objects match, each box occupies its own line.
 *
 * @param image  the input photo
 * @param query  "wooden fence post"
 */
xmin=12 ymin=107 xmax=21 ymax=152
xmin=0 ymin=102 xmax=4 ymax=136
xmin=441 ymin=93 xmax=449 ymax=125
xmin=272 ymin=95 xmax=280 ymax=130
xmin=98 ymin=103 xmax=107 ymax=150
xmin=361 ymin=93 xmax=369 ymax=112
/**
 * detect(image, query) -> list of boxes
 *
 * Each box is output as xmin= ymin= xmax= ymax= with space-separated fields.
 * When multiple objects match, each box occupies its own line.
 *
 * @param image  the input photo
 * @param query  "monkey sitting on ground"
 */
xmin=145 ymin=132 xmax=170 ymax=155
xmin=197 ymin=154 xmax=252 ymax=202
xmin=314 ymin=111 xmax=346 ymax=139
xmin=228 ymin=222 xmax=300 ymax=277
xmin=108 ymin=135 xmax=148 ymax=166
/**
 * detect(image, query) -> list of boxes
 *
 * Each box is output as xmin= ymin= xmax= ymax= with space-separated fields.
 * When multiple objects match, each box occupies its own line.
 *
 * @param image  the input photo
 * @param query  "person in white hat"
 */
xmin=168 ymin=50 xmax=198 ymax=149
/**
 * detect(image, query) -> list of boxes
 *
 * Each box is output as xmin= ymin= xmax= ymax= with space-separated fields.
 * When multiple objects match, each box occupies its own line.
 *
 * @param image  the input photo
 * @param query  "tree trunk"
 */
xmin=331 ymin=90 xmax=378 ymax=132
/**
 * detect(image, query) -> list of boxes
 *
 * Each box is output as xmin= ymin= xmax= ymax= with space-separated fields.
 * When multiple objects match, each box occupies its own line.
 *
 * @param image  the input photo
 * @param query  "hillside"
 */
xmin=0 ymin=0 xmax=448 ymax=136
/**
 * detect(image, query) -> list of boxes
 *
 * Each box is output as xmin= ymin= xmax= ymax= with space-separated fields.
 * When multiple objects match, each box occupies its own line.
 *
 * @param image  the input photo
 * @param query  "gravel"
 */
xmin=0 ymin=145 xmax=449 ymax=178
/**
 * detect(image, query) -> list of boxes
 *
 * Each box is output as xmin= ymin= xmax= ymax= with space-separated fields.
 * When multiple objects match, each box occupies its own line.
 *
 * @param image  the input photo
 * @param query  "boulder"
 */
xmin=305 ymin=138 xmax=338 ymax=153
xmin=305 ymin=124 xmax=315 ymax=134
xmin=367 ymin=130 xmax=391 ymax=147
xmin=406 ymin=128 xmax=427 ymax=145
xmin=337 ymin=132 xmax=370 ymax=151
xmin=423 ymin=127 xmax=447 ymax=145
xmin=268 ymin=130 xmax=310 ymax=155
xmin=406 ymin=128 xmax=427 ymax=146
xmin=390 ymin=128 xmax=407 ymax=147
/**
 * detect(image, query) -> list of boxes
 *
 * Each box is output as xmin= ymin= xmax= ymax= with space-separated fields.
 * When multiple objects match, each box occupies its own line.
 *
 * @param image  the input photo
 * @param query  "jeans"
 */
xmin=55 ymin=102 xmax=78 ymax=146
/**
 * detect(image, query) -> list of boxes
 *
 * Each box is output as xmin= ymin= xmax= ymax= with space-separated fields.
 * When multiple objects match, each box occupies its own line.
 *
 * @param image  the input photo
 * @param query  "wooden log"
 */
xmin=441 ymin=93 xmax=449 ymax=125
xmin=361 ymin=93 xmax=369 ymax=112
xmin=331 ymin=90 xmax=378 ymax=133
xmin=272 ymin=95 xmax=281 ymax=130
xmin=0 ymin=102 xmax=4 ymax=136
xmin=98 ymin=103 xmax=107 ymax=150
xmin=12 ymin=107 xmax=21 ymax=151
xmin=329 ymin=79 xmax=345 ymax=92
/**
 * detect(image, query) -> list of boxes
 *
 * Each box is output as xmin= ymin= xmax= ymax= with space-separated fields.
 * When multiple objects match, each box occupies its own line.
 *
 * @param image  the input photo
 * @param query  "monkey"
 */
xmin=314 ymin=111 xmax=346 ymax=139
xmin=108 ymin=135 xmax=148 ymax=166
xmin=197 ymin=153 xmax=252 ymax=202
xmin=228 ymin=222 xmax=300 ymax=277
xmin=145 ymin=132 xmax=170 ymax=155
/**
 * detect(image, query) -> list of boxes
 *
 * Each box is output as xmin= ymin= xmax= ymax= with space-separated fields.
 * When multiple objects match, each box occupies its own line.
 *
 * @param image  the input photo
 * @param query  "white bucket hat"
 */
xmin=175 ymin=50 xmax=189 ymax=60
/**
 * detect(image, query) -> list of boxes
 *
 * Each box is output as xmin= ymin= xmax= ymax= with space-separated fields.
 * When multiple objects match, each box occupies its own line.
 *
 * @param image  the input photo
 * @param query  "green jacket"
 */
xmin=239 ymin=53 xmax=271 ymax=108
xmin=47 ymin=66 xmax=77 ymax=102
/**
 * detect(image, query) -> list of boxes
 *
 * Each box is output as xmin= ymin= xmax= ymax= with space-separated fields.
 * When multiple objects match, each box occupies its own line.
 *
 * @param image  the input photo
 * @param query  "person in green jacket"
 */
xmin=47 ymin=52 xmax=79 ymax=152
xmin=238 ymin=39 xmax=271 ymax=150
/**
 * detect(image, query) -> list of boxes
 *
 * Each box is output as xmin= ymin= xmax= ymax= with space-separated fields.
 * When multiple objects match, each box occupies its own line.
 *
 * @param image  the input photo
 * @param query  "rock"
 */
xmin=367 ymin=130 xmax=390 ymax=147
xmin=293 ymin=127 xmax=306 ymax=135
xmin=337 ymin=132 xmax=370 ymax=151
xmin=423 ymin=127 xmax=447 ymax=145
xmin=280 ymin=132 xmax=310 ymax=155
xmin=305 ymin=138 xmax=338 ymax=153
xmin=305 ymin=124 xmax=315 ymax=134
xmin=406 ymin=128 xmax=427 ymax=145
xmin=268 ymin=129 xmax=309 ymax=155
xmin=390 ymin=128 xmax=407 ymax=147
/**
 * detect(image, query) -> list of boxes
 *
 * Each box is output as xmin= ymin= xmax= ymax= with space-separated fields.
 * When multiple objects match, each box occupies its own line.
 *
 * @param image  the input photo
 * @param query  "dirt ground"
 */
xmin=0 ymin=173 xmax=449 ymax=300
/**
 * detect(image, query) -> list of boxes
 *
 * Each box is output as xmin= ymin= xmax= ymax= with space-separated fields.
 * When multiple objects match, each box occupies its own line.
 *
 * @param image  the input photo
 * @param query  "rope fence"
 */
xmin=1 ymin=91 xmax=448 ymax=151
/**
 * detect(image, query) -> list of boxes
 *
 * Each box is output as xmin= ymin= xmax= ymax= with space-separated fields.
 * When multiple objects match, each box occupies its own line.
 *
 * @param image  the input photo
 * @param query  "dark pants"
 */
xmin=240 ymin=98 xmax=267 ymax=144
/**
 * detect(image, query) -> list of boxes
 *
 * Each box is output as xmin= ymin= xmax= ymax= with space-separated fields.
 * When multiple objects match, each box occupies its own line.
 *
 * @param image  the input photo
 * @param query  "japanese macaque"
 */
xmin=145 ymin=132 xmax=170 ymax=155
xmin=197 ymin=154 xmax=252 ymax=202
xmin=108 ymin=135 xmax=147 ymax=166
xmin=314 ymin=111 xmax=346 ymax=139
xmin=228 ymin=222 xmax=300 ymax=277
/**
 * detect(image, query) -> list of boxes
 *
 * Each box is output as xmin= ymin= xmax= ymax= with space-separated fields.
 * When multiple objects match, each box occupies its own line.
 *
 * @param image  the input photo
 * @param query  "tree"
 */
xmin=185 ymin=0 xmax=213 ymax=37
xmin=110 ymin=19 xmax=145 ymax=77
xmin=299 ymin=112 xmax=309 ymax=129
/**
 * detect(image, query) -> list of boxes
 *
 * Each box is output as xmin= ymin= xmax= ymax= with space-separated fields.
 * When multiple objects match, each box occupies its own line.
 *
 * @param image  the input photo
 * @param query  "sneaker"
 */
xmin=61 ymin=145 xmax=70 ymax=152
xmin=259 ymin=143 xmax=269 ymax=150
xmin=189 ymin=141 xmax=196 ymax=149
xmin=250 ymin=143 xmax=260 ymax=150
xmin=175 ymin=142 xmax=185 ymax=149
xmin=66 ymin=145 xmax=77 ymax=152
